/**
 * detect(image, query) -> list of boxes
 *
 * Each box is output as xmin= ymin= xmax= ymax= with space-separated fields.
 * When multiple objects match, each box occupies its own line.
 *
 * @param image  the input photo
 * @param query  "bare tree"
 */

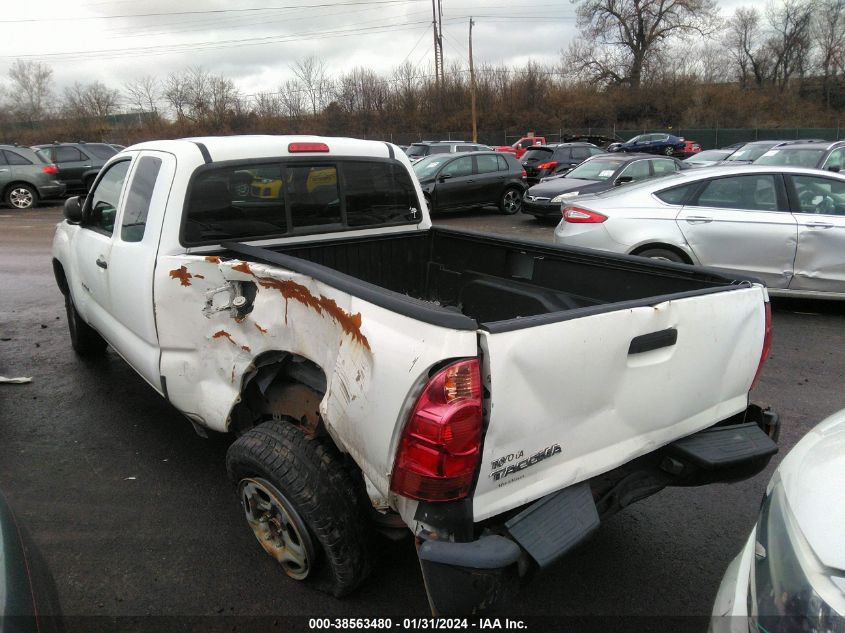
xmin=724 ymin=7 xmax=769 ymax=88
xmin=812 ymin=0 xmax=845 ymax=105
xmin=7 ymin=59 xmax=54 ymax=124
xmin=124 ymin=75 xmax=161 ymax=116
xmin=279 ymin=79 xmax=306 ymax=123
xmin=291 ymin=55 xmax=329 ymax=116
xmin=567 ymin=0 xmax=719 ymax=88
xmin=164 ymin=71 xmax=191 ymax=121
xmin=766 ymin=0 xmax=815 ymax=92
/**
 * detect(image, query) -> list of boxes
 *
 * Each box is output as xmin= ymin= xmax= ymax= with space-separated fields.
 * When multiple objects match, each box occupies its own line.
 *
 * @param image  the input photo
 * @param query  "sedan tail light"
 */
xmin=42 ymin=164 xmax=59 ymax=175
xmin=537 ymin=161 xmax=558 ymax=170
xmin=390 ymin=359 xmax=483 ymax=502
xmin=521 ymin=168 xmax=527 ymax=178
xmin=562 ymin=206 xmax=608 ymax=223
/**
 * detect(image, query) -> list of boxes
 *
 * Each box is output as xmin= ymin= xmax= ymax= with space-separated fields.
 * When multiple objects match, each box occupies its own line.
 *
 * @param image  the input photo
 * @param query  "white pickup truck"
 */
xmin=52 ymin=135 xmax=779 ymax=614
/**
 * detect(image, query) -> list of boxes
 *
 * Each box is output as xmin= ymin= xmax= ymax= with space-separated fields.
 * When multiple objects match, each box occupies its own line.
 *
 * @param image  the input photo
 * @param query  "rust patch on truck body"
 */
xmin=169 ymin=266 xmax=193 ymax=286
xmin=255 ymin=275 xmax=370 ymax=350
xmin=205 ymin=256 xmax=220 ymax=264
xmin=254 ymin=323 xmax=268 ymax=334
xmin=212 ymin=330 xmax=236 ymax=345
xmin=232 ymin=261 xmax=253 ymax=275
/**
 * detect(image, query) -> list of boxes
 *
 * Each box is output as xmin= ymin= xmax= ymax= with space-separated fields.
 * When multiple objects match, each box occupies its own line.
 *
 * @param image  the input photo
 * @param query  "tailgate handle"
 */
xmin=629 ymin=328 xmax=677 ymax=354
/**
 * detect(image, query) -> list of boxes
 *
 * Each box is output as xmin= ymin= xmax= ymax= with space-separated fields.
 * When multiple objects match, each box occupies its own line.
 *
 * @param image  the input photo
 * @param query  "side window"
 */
xmin=429 ymin=145 xmax=450 ymax=155
xmin=570 ymin=147 xmax=591 ymax=161
xmin=476 ymin=155 xmax=499 ymax=174
xmin=287 ymin=165 xmax=341 ymax=228
xmin=651 ymin=159 xmax=678 ymax=176
xmin=55 ymin=146 xmax=85 ymax=162
xmin=0 ymin=151 xmax=8 ymax=166
xmin=86 ymin=160 xmax=130 ymax=235
xmin=693 ymin=175 xmax=780 ymax=211
xmin=441 ymin=156 xmax=473 ymax=178
xmin=4 ymin=151 xmax=32 ymax=165
xmin=654 ymin=182 xmax=696 ymax=205
xmin=85 ymin=144 xmax=118 ymax=160
xmin=456 ymin=145 xmax=475 ymax=152
xmin=619 ymin=160 xmax=650 ymax=181
xmin=790 ymin=174 xmax=845 ymax=216
xmin=121 ymin=156 xmax=162 ymax=242
xmin=342 ymin=161 xmax=418 ymax=226
xmin=823 ymin=148 xmax=845 ymax=171
xmin=496 ymin=155 xmax=509 ymax=171
xmin=590 ymin=147 xmax=604 ymax=156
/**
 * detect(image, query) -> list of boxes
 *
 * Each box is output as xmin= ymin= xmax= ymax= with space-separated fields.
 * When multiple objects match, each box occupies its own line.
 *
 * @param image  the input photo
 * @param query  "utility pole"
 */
xmin=469 ymin=17 xmax=477 ymax=142
xmin=431 ymin=0 xmax=444 ymax=90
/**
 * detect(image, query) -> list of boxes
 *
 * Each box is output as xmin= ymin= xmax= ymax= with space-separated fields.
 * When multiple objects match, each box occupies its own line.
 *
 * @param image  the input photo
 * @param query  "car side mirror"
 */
xmin=828 ymin=165 xmax=840 ymax=172
xmin=615 ymin=176 xmax=634 ymax=186
xmin=438 ymin=173 xmax=452 ymax=182
xmin=63 ymin=196 xmax=83 ymax=223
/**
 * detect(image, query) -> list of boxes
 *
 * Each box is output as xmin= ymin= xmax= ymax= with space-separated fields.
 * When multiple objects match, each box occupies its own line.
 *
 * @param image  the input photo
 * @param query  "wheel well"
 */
xmin=3 ymin=181 xmax=37 ymax=199
xmin=229 ymin=351 xmax=328 ymax=437
xmin=631 ymin=243 xmax=692 ymax=264
xmin=52 ymin=259 xmax=70 ymax=296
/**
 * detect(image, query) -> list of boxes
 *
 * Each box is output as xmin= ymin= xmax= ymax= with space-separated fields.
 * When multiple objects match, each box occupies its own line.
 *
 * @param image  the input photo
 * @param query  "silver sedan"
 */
xmin=553 ymin=165 xmax=845 ymax=299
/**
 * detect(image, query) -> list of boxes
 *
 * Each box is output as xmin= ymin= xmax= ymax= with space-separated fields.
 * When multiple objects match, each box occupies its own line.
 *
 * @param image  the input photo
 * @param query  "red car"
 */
xmin=493 ymin=135 xmax=547 ymax=159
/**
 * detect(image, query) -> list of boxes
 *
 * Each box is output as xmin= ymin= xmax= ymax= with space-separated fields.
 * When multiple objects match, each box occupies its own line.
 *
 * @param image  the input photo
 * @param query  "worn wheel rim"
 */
xmin=664 ymin=146 xmax=675 ymax=156
xmin=238 ymin=478 xmax=315 ymax=580
xmin=9 ymin=187 xmax=34 ymax=209
xmin=503 ymin=189 xmax=521 ymax=213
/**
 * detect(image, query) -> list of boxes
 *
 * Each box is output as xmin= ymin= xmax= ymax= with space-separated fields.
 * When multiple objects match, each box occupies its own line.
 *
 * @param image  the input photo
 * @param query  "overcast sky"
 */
xmin=1 ymin=0 xmax=751 ymax=104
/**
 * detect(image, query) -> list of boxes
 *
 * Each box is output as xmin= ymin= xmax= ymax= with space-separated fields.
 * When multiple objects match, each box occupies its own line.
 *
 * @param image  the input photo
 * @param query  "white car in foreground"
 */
xmin=711 ymin=409 xmax=845 ymax=632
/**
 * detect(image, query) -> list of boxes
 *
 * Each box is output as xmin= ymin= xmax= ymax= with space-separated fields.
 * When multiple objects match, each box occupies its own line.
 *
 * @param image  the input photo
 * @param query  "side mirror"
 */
xmin=615 ymin=176 xmax=634 ymax=186
xmin=438 ymin=173 xmax=452 ymax=182
xmin=63 ymin=196 xmax=83 ymax=223
xmin=828 ymin=165 xmax=840 ymax=172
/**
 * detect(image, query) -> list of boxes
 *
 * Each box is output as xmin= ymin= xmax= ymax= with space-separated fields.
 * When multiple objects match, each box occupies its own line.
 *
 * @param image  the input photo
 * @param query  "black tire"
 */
xmin=663 ymin=145 xmax=675 ymax=156
xmin=226 ymin=421 xmax=372 ymax=597
xmin=65 ymin=294 xmax=107 ymax=356
xmin=636 ymin=247 xmax=687 ymax=263
xmin=5 ymin=183 xmax=38 ymax=210
xmin=499 ymin=186 xmax=523 ymax=215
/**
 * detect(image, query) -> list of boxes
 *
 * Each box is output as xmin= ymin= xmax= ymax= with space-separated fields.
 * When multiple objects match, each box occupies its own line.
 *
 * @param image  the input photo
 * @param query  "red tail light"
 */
xmin=562 ymin=206 xmax=608 ymax=223
xmin=42 ymin=164 xmax=58 ymax=175
xmin=390 ymin=359 xmax=483 ymax=502
xmin=537 ymin=161 xmax=558 ymax=170
xmin=288 ymin=142 xmax=329 ymax=153
xmin=751 ymin=302 xmax=772 ymax=390
xmin=521 ymin=168 xmax=527 ymax=178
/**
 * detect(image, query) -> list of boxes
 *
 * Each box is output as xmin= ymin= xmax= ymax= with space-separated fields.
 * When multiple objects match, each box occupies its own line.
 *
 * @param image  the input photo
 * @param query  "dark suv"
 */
xmin=412 ymin=151 xmax=527 ymax=214
xmin=405 ymin=141 xmax=492 ymax=162
xmin=0 ymin=144 xmax=65 ymax=209
xmin=520 ymin=143 xmax=604 ymax=184
xmin=32 ymin=142 xmax=119 ymax=192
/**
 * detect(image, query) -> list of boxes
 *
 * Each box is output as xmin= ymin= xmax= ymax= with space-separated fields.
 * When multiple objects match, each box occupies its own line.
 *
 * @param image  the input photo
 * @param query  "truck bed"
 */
xmin=222 ymin=227 xmax=752 ymax=331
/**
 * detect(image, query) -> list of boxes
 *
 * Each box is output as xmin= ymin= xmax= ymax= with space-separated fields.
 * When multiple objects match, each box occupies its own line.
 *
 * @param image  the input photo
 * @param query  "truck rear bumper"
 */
xmin=416 ymin=404 xmax=779 ymax=615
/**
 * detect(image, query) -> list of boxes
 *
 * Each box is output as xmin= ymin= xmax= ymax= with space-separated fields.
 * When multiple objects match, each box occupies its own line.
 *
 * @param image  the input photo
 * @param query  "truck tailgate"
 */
xmin=473 ymin=285 xmax=767 ymax=521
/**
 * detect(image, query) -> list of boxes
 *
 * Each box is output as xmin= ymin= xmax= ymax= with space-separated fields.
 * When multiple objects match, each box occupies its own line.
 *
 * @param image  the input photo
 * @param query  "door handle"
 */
xmin=0 ymin=168 xmax=9 ymax=173
xmin=83 ymin=165 xmax=92 ymax=168
xmin=805 ymin=221 xmax=834 ymax=229
xmin=466 ymin=179 xmax=475 ymax=183
xmin=96 ymin=256 xmax=108 ymax=269
xmin=685 ymin=216 xmax=713 ymax=224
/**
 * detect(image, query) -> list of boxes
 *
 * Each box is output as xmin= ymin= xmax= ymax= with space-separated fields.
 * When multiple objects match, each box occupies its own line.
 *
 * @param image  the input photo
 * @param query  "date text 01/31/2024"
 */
xmin=308 ymin=618 xmax=528 ymax=630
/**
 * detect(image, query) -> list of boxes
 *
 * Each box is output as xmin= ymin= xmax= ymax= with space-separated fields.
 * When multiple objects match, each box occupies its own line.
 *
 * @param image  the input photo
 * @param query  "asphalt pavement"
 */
xmin=1 ymin=205 xmax=844 ymax=632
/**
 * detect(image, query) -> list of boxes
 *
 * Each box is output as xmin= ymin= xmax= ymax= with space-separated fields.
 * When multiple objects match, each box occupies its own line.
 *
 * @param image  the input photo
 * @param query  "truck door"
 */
xmin=106 ymin=151 xmax=176 ymax=390
xmin=70 ymin=159 xmax=132 ymax=334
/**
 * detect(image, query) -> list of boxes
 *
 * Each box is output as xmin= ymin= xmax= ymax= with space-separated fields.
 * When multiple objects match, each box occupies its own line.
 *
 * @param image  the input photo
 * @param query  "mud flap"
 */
xmin=505 ymin=481 xmax=599 ymax=568
xmin=417 ymin=535 xmax=521 ymax=616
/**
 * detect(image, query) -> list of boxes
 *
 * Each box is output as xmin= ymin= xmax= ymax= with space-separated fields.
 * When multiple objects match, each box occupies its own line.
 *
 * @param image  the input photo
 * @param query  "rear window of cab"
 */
xmin=182 ymin=159 xmax=421 ymax=245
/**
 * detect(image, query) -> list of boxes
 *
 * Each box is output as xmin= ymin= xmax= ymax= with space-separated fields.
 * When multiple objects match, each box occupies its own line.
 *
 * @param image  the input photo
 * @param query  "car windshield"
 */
xmin=406 ymin=145 xmax=428 ymax=157
xmin=755 ymin=148 xmax=826 ymax=167
xmin=522 ymin=148 xmax=554 ymax=161
xmin=567 ymin=158 xmax=626 ymax=181
xmin=413 ymin=156 xmax=450 ymax=180
xmin=726 ymin=143 xmax=778 ymax=162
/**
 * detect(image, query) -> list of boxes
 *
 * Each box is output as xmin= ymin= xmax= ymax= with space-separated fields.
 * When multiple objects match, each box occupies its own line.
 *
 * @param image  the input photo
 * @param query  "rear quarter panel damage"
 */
xmin=154 ymin=255 xmax=478 ymax=509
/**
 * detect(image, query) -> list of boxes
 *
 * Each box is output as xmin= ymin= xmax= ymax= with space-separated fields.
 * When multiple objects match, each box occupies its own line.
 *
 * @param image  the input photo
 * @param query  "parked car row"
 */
xmin=1 ymin=141 xmax=122 ymax=209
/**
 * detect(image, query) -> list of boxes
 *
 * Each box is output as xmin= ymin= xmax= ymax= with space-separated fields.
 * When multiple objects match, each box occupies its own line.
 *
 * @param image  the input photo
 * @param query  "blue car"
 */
xmin=608 ymin=133 xmax=694 ymax=157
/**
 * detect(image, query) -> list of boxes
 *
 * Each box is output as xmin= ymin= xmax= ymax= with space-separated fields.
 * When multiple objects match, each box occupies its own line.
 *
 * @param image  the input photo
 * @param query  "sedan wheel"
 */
xmin=663 ymin=146 xmax=675 ymax=156
xmin=6 ymin=185 xmax=37 ymax=210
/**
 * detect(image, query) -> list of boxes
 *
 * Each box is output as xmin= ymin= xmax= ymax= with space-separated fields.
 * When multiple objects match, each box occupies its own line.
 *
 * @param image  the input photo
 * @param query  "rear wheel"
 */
xmin=499 ymin=187 xmax=523 ymax=215
xmin=636 ymin=247 xmax=686 ymax=263
xmin=6 ymin=184 xmax=38 ymax=210
xmin=226 ymin=421 xmax=373 ymax=596
xmin=65 ymin=294 xmax=107 ymax=356
xmin=663 ymin=146 xmax=675 ymax=156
